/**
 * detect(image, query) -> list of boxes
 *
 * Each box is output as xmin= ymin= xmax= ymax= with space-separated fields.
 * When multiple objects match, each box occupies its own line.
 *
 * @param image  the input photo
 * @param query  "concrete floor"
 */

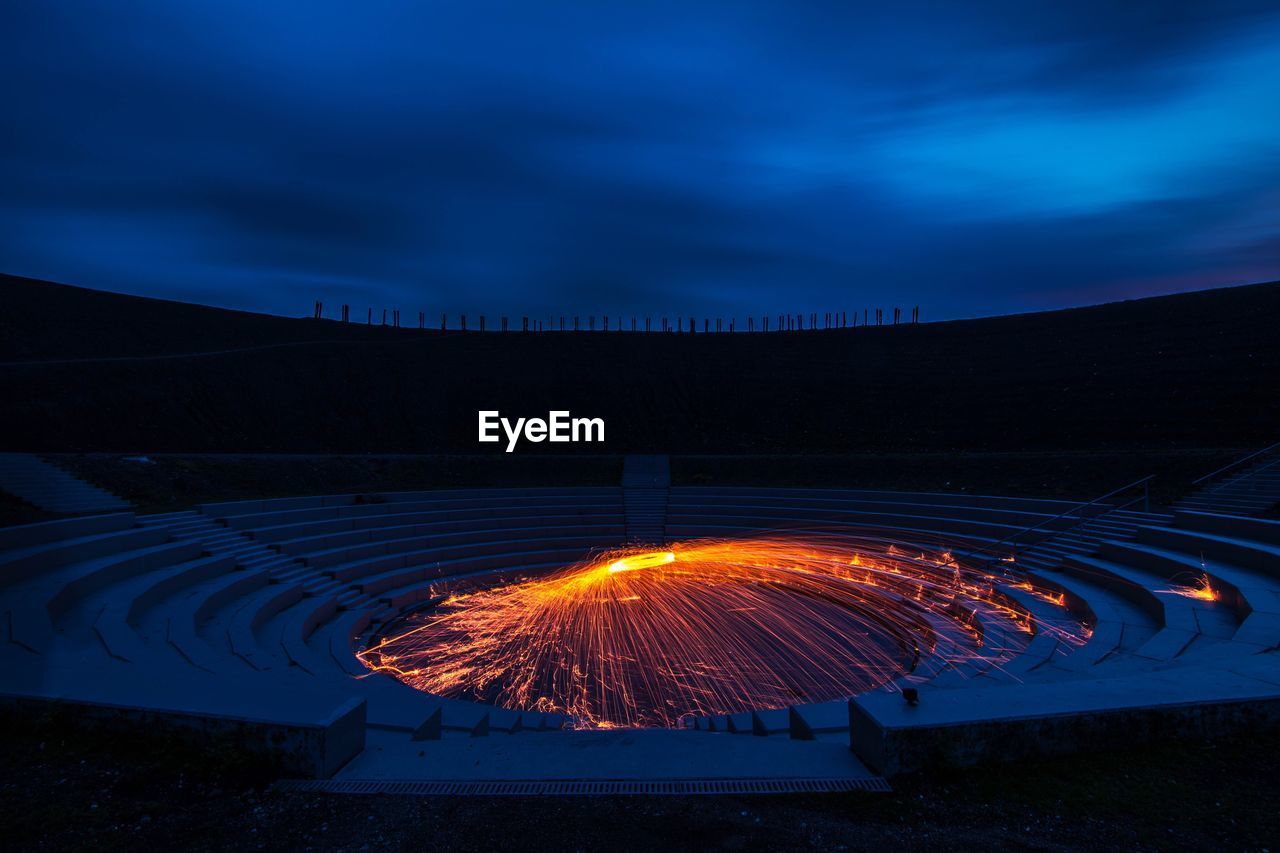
xmin=339 ymin=727 xmax=879 ymax=782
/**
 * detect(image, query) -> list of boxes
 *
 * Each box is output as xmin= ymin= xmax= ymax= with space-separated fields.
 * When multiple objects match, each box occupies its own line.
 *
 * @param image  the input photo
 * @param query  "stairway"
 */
xmin=0 ymin=452 xmax=130 ymax=514
xmin=138 ymin=511 xmax=370 ymax=609
xmin=622 ymin=455 xmax=670 ymax=544
xmin=138 ymin=511 xmax=297 ymax=576
xmin=1006 ymin=508 xmax=1175 ymax=574
xmin=1176 ymin=450 xmax=1280 ymax=516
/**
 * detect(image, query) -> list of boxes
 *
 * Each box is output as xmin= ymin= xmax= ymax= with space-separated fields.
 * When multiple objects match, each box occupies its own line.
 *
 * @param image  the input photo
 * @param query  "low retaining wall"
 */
xmin=849 ymin=671 xmax=1280 ymax=776
xmin=2 ymin=691 xmax=366 ymax=779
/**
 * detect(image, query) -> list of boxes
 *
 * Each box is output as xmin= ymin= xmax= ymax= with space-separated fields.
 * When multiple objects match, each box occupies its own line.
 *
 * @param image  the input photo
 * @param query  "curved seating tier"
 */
xmin=662 ymin=488 xmax=1277 ymax=736
xmin=3 ymin=487 xmax=1277 ymax=775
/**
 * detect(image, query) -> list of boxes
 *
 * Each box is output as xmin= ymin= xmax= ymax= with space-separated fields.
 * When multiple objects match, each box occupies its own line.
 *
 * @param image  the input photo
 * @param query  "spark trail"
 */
xmin=360 ymin=536 xmax=1083 ymax=727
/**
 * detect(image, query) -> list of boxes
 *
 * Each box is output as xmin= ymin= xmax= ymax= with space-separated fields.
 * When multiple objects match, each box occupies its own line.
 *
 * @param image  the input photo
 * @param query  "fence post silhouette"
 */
xmin=461 ymin=314 xmax=467 ymax=331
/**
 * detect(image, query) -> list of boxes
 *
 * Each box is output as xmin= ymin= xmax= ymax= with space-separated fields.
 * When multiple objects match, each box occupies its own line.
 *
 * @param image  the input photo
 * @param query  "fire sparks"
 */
xmin=360 ymin=536 xmax=1079 ymax=728
xmin=607 ymin=551 xmax=675 ymax=573
xmin=1161 ymin=573 xmax=1218 ymax=602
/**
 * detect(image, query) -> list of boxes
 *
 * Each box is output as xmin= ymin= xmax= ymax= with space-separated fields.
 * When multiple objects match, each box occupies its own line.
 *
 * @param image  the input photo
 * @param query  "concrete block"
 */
xmin=0 ymin=690 xmax=366 ymax=779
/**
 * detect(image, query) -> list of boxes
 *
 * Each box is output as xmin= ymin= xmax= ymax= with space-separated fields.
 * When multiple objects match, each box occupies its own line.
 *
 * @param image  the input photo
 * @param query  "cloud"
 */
xmin=1 ymin=1 xmax=1278 ymax=319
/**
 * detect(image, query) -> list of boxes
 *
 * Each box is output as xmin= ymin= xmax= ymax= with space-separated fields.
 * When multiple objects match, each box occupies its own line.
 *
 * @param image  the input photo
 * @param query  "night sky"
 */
xmin=3 ymin=2 xmax=1279 ymax=320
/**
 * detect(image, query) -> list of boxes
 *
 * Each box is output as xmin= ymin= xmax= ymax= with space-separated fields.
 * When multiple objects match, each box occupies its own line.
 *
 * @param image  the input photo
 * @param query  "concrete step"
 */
xmin=0 ymin=453 xmax=131 ymax=514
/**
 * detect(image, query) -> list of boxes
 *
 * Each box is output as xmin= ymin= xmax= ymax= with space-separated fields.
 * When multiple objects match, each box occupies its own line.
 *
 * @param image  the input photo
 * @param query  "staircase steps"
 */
xmin=0 ymin=453 xmax=130 ymax=514
xmin=622 ymin=455 xmax=670 ymax=543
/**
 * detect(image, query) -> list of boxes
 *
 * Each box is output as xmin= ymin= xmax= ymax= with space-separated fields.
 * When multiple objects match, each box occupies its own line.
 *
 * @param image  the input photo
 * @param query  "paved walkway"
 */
xmin=622 ymin=455 xmax=669 ymax=543
xmin=336 ymin=726 xmax=882 ymax=785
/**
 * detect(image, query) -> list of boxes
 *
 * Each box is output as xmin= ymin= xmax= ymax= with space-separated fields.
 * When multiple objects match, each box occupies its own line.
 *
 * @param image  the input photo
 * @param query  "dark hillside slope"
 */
xmin=2 ymin=274 xmax=1278 ymax=453
xmin=0 ymin=273 xmax=417 ymax=361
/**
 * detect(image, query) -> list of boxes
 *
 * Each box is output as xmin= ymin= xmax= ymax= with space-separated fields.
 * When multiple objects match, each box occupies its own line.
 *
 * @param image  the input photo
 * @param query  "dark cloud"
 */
xmin=1 ymin=1 xmax=1278 ymax=319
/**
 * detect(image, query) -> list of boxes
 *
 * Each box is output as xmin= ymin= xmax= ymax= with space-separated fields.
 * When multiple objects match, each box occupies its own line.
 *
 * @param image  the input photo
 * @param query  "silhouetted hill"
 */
xmin=2 ymin=273 xmax=1278 ymax=453
xmin=0 ymin=273 xmax=415 ymax=361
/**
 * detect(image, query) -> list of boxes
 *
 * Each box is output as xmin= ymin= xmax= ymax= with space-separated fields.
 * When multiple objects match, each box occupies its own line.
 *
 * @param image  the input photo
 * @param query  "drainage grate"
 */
xmin=273 ymin=776 xmax=891 ymax=796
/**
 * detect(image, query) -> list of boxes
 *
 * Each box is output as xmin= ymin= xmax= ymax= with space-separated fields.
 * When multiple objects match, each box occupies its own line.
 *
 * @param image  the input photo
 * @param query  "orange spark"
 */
xmin=1161 ymin=573 xmax=1218 ymax=602
xmin=359 ymin=536 xmax=1083 ymax=728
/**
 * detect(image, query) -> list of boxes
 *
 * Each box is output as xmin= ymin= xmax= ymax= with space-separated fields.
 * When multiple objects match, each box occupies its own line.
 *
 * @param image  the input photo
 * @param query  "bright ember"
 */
xmin=360 ymin=537 xmax=1083 ymax=728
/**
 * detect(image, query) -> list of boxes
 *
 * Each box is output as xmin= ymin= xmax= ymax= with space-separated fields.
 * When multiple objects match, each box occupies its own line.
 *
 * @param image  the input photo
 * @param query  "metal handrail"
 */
xmin=948 ymin=474 xmax=1155 ymax=571
xmin=1192 ymin=440 xmax=1280 ymax=486
xmin=1200 ymin=455 xmax=1280 ymax=498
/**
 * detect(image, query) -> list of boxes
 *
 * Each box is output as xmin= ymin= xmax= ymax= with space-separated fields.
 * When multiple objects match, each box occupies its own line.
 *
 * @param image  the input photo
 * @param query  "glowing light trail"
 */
xmin=608 ymin=551 xmax=675 ymax=573
xmin=1160 ymin=572 xmax=1219 ymax=602
xmin=360 ymin=537 xmax=1084 ymax=728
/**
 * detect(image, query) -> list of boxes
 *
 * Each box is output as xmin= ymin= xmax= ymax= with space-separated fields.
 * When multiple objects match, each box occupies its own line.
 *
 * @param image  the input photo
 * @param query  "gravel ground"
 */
xmin=4 ymin=711 xmax=1276 ymax=852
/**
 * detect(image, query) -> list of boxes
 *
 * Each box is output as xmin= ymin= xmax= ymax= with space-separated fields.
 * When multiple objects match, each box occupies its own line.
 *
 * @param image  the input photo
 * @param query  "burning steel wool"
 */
xmin=359 ymin=537 xmax=1084 ymax=728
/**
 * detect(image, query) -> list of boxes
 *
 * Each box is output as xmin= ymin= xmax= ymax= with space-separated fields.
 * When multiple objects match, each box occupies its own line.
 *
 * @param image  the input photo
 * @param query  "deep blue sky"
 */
xmin=3 ymin=2 xmax=1279 ymax=320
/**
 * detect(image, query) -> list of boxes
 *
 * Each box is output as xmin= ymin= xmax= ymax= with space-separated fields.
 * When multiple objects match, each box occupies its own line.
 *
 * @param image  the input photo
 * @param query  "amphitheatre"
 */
xmin=2 ymin=274 xmax=1279 ymax=820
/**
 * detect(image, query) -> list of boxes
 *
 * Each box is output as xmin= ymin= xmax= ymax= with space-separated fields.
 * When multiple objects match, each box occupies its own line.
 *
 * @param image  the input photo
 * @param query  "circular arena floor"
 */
xmin=362 ymin=536 xmax=1056 ymax=729
xmin=2 ymin=485 xmax=1278 ymax=787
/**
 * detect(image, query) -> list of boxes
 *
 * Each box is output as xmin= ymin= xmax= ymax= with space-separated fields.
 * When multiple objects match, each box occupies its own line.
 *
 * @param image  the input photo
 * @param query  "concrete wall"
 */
xmin=2 ymin=692 xmax=366 ymax=779
xmin=849 ymin=694 xmax=1280 ymax=777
